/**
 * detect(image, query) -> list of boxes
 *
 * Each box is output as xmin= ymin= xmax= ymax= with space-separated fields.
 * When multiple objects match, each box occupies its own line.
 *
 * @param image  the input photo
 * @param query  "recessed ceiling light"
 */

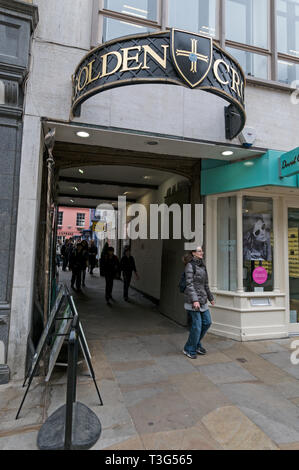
xmin=79 ymin=169 xmax=84 ymax=174
xmin=72 ymin=186 xmax=79 ymax=192
xmin=70 ymin=199 xmax=74 ymax=203
xmin=76 ymin=131 xmax=90 ymax=138
xmin=222 ymin=151 xmax=234 ymax=156
xmin=143 ymin=176 xmax=151 ymax=180
xmin=244 ymin=161 xmax=254 ymax=167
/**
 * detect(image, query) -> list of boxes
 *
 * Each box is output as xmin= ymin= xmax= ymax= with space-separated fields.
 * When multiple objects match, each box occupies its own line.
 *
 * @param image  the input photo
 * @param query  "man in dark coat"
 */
xmin=120 ymin=247 xmax=139 ymax=301
xmin=102 ymin=246 xmax=120 ymax=305
xmin=88 ymin=240 xmax=98 ymax=275
xmin=69 ymin=242 xmax=87 ymax=292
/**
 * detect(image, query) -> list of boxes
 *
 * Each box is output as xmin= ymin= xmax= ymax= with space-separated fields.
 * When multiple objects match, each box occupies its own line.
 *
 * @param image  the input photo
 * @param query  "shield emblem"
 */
xmin=171 ymin=29 xmax=213 ymax=88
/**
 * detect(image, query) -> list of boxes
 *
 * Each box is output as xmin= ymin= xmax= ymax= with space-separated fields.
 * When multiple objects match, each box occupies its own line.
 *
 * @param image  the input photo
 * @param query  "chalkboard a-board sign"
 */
xmin=45 ymin=301 xmax=73 ymax=382
xmin=16 ymin=284 xmax=67 ymax=419
xmin=16 ymin=286 xmax=103 ymax=419
xmin=23 ymin=285 xmax=65 ymax=387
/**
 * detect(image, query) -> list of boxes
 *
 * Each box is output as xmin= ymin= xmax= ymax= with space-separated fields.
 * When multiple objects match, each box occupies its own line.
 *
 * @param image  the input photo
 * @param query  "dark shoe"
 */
xmin=183 ymin=350 xmax=197 ymax=359
xmin=196 ymin=346 xmax=207 ymax=355
xmin=82 ymin=282 xmax=86 ymax=287
xmin=124 ymin=297 xmax=129 ymax=302
xmin=71 ymin=285 xmax=75 ymax=290
xmin=106 ymin=301 xmax=112 ymax=306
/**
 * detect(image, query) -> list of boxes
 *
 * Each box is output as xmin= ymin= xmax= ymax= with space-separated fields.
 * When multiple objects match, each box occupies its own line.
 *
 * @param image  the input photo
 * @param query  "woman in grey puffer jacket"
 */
xmin=183 ymin=247 xmax=215 ymax=359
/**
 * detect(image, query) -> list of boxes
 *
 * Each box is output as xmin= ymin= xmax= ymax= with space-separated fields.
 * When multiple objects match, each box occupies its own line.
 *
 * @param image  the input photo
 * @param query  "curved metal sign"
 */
xmin=71 ymin=29 xmax=246 ymax=139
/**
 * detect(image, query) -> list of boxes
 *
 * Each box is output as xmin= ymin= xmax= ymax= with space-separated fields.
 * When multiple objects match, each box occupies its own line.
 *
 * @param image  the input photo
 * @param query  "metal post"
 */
xmin=64 ymin=316 xmax=79 ymax=450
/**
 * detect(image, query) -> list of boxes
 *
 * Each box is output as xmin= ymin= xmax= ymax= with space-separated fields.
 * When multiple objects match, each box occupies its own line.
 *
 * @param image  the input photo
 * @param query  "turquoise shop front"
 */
xmin=201 ymin=148 xmax=299 ymax=340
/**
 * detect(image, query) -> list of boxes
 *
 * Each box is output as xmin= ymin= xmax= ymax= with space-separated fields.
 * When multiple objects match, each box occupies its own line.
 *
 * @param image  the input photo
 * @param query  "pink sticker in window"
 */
xmin=252 ymin=267 xmax=268 ymax=285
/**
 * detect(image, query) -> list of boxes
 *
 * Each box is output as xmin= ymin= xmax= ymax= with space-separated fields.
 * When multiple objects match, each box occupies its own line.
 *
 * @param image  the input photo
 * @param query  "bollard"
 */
xmin=37 ymin=315 xmax=102 ymax=450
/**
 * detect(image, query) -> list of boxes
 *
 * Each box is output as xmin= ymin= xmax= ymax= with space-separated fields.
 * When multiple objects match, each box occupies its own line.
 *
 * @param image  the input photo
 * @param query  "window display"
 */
xmin=243 ymin=197 xmax=274 ymax=292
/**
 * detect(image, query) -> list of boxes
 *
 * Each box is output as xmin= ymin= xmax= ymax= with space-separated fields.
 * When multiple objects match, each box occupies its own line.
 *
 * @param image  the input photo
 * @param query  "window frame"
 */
xmin=57 ymin=211 xmax=63 ymax=227
xmin=76 ymin=213 xmax=86 ymax=228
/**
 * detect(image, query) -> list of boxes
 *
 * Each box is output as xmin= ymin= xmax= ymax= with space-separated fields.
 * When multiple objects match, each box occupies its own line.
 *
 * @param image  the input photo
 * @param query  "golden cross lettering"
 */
xmin=176 ymin=39 xmax=208 ymax=73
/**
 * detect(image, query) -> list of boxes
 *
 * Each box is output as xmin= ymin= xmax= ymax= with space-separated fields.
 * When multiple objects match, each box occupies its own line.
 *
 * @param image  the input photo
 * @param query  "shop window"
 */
xmin=226 ymin=0 xmax=269 ymax=49
xmin=243 ymin=196 xmax=274 ymax=292
xmin=168 ymin=0 xmax=218 ymax=38
xmin=277 ymin=0 xmax=299 ymax=58
xmin=217 ymin=196 xmax=237 ymax=291
xmin=102 ymin=16 xmax=156 ymax=42
xmin=226 ymin=47 xmax=269 ymax=79
xmin=104 ymin=0 xmax=158 ymax=22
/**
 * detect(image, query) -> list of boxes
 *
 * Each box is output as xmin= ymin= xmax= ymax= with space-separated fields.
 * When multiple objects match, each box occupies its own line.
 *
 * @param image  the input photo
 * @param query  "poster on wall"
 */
xmin=243 ymin=214 xmax=272 ymax=261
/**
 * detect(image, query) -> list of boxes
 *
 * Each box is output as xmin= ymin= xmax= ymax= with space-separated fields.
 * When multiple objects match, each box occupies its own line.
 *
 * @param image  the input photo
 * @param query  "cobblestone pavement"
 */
xmin=1 ymin=269 xmax=299 ymax=450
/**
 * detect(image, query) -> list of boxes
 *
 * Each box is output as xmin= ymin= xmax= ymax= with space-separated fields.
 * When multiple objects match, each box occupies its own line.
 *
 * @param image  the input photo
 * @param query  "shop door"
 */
xmin=288 ymin=208 xmax=299 ymax=333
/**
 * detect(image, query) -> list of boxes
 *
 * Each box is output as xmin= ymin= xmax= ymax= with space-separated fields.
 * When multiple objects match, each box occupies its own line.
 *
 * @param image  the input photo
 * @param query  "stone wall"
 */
xmin=0 ymin=0 xmax=38 ymax=383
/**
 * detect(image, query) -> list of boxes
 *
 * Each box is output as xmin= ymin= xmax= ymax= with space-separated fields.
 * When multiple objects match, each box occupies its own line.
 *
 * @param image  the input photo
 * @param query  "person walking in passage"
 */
xmin=80 ymin=239 xmax=89 ymax=287
xmin=102 ymin=246 xmax=120 ymax=305
xmin=88 ymin=240 xmax=98 ymax=275
xmin=183 ymin=246 xmax=215 ymax=359
xmin=61 ymin=239 xmax=73 ymax=271
xmin=120 ymin=247 xmax=139 ymax=301
xmin=69 ymin=242 xmax=87 ymax=292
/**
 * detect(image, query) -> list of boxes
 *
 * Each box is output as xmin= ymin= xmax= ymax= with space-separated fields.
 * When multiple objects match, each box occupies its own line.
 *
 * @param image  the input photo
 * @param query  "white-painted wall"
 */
xmin=130 ymin=174 xmax=188 ymax=300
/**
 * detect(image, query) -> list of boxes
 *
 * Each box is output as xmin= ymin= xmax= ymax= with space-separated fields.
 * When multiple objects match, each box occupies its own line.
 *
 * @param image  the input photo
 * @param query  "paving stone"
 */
xmin=0 ymin=381 xmax=45 ymax=411
xmin=155 ymin=354 xmax=198 ymax=376
xmin=209 ymin=339 xmax=237 ymax=351
xmin=140 ymin=423 xmax=223 ymax=450
xmin=122 ymin=383 xmax=172 ymax=408
xmin=101 ymin=337 xmax=153 ymax=363
xmin=139 ymin=334 xmax=181 ymax=357
xmin=201 ymin=406 xmax=278 ymax=450
xmin=271 ymin=381 xmax=299 ymax=399
xmin=290 ymin=398 xmax=299 ymax=406
xmin=219 ymin=383 xmax=299 ymax=444
xmin=245 ymin=340 xmax=287 ymax=355
xmin=103 ymin=435 xmax=145 ymax=450
xmin=128 ymin=388 xmax=202 ymax=435
xmin=279 ymin=442 xmax=299 ymax=450
xmin=113 ymin=363 xmax=168 ymax=387
xmin=0 ymin=430 xmax=40 ymax=450
xmin=198 ymin=362 xmax=258 ymax=384
xmin=0 ymin=406 xmax=44 ymax=433
xmin=90 ymin=422 xmax=138 ymax=450
xmin=193 ymin=351 xmax=232 ymax=366
xmin=221 ymin=343 xmax=293 ymax=385
xmin=261 ymin=351 xmax=299 ymax=379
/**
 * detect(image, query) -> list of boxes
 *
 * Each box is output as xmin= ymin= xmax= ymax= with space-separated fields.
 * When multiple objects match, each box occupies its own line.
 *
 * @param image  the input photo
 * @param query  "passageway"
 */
xmin=58 ymin=267 xmax=183 ymax=341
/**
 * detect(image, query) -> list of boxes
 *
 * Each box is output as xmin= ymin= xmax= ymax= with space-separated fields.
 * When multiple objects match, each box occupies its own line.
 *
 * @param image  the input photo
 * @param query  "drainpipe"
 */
xmin=44 ymin=129 xmax=56 ymax=325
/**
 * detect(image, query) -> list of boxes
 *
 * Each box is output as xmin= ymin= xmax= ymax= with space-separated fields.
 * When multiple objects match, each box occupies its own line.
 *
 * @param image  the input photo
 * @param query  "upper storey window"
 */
xmin=104 ymin=0 xmax=158 ymax=22
xmin=226 ymin=0 xmax=269 ymax=49
xmin=168 ymin=0 xmax=218 ymax=38
xmin=277 ymin=0 xmax=299 ymax=58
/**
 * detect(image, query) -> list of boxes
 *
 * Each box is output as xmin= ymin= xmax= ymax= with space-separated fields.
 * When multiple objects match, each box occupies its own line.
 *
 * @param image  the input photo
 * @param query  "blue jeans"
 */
xmin=184 ymin=309 xmax=212 ymax=355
